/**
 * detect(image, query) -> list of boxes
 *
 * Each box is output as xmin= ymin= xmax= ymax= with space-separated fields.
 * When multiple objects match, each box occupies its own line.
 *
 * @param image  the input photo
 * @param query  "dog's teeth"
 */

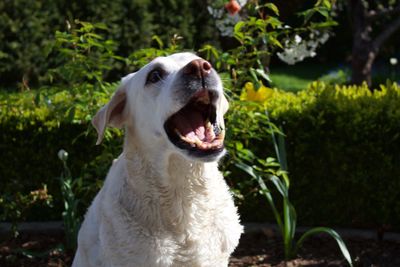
xmin=175 ymin=129 xmax=193 ymax=144
xmin=174 ymin=125 xmax=224 ymax=150
xmin=175 ymin=128 xmax=203 ymax=147
xmin=174 ymin=128 xmax=183 ymax=138
xmin=205 ymin=120 xmax=216 ymax=141
xmin=193 ymin=136 xmax=204 ymax=147
xmin=218 ymin=129 xmax=225 ymax=140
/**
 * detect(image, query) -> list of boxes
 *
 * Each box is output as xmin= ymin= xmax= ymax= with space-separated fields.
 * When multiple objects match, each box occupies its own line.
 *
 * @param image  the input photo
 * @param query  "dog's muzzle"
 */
xmin=164 ymin=59 xmax=225 ymax=158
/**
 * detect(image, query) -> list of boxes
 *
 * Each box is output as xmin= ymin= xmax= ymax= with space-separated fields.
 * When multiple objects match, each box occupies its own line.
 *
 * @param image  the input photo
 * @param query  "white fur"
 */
xmin=72 ymin=53 xmax=243 ymax=267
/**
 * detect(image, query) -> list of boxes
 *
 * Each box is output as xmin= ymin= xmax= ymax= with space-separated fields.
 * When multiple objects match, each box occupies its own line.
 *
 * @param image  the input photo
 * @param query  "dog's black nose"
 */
xmin=183 ymin=59 xmax=212 ymax=79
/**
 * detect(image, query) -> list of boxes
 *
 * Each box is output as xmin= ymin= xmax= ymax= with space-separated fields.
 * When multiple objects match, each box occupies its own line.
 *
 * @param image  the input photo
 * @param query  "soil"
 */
xmin=1 ymin=230 xmax=399 ymax=267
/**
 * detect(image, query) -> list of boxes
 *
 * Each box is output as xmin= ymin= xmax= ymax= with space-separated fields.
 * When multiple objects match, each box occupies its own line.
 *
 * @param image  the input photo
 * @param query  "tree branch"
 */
xmin=367 ymin=4 xmax=400 ymax=21
xmin=373 ymin=14 xmax=400 ymax=51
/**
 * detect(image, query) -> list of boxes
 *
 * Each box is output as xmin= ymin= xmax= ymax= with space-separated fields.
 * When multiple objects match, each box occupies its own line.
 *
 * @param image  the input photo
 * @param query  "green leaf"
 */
xmin=235 ymin=162 xmax=284 ymax=234
xmin=93 ymin=22 xmax=108 ymax=30
xmin=316 ymin=8 xmax=329 ymax=19
xmin=267 ymin=36 xmax=283 ymax=49
xmin=152 ymin=35 xmax=164 ymax=49
xmin=255 ymin=68 xmax=271 ymax=83
xmin=264 ymin=3 xmax=280 ymax=16
xmin=265 ymin=16 xmax=282 ymax=29
xmin=269 ymin=175 xmax=288 ymax=198
xmin=298 ymin=9 xmax=316 ymax=24
xmin=233 ymin=21 xmax=246 ymax=40
xmin=310 ymin=20 xmax=338 ymax=29
xmin=295 ymin=227 xmax=353 ymax=267
xmin=282 ymin=198 xmax=297 ymax=258
xmin=67 ymin=106 xmax=76 ymax=122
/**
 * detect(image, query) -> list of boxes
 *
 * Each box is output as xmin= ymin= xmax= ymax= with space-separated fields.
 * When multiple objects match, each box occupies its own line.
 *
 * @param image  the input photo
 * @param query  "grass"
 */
xmin=269 ymin=62 xmax=400 ymax=92
xmin=269 ymin=63 xmax=337 ymax=92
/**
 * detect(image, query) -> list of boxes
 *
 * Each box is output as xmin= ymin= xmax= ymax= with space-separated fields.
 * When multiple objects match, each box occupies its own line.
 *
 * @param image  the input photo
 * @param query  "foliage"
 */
xmin=1 ymin=11 xmax=400 ymax=245
xmin=57 ymin=149 xmax=81 ymax=251
xmin=45 ymin=20 xmax=124 ymax=123
xmin=0 ymin=0 xmax=61 ymax=88
xmin=234 ymin=81 xmax=400 ymax=229
xmin=0 ymin=185 xmax=53 ymax=237
xmin=2 ymin=72 xmax=400 ymax=231
xmin=128 ymin=34 xmax=184 ymax=70
xmin=0 ymin=22 xmax=183 ymax=226
xmin=201 ymin=0 xmax=337 ymax=96
xmin=318 ymin=68 xmax=350 ymax=85
xmin=0 ymin=65 xmax=117 ymax=226
xmin=0 ymin=0 xmax=216 ymax=88
xmin=235 ymin=115 xmax=352 ymax=265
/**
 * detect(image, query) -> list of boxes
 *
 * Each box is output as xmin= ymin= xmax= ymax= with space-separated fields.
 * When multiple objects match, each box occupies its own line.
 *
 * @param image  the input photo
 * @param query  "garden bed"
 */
xmin=230 ymin=230 xmax=400 ymax=267
xmin=1 ymin=224 xmax=400 ymax=267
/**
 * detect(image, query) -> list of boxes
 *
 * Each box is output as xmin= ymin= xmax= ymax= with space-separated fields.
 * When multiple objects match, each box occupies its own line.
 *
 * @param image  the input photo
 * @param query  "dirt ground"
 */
xmin=229 ymin=231 xmax=400 ymax=267
xmin=1 ymin=230 xmax=400 ymax=267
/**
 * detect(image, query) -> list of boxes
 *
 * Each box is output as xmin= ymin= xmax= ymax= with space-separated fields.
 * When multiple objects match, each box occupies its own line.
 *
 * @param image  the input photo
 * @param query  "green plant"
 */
xmin=128 ymin=34 xmax=184 ymax=69
xmin=57 ymin=149 xmax=81 ymax=251
xmin=0 ymin=185 xmax=53 ymax=237
xmin=44 ymin=20 xmax=123 ymax=123
xmin=0 ymin=0 xmax=217 ymax=88
xmin=235 ymin=113 xmax=353 ymax=265
xmin=201 ymin=0 xmax=337 ymax=94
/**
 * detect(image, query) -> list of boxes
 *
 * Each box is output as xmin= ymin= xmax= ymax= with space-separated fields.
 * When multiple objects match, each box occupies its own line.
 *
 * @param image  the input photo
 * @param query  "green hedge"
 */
xmin=238 ymin=82 xmax=400 ymax=229
xmin=1 ymin=82 xmax=400 ymax=230
xmin=277 ymin=82 xmax=400 ymax=229
xmin=0 ymin=88 xmax=121 ymax=221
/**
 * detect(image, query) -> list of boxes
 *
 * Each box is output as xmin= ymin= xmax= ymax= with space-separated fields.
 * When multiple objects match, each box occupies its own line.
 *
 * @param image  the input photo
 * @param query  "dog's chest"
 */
xmin=113 ymin=187 xmax=233 ymax=266
xmin=100 ymin=160 xmax=241 ymax=266
xmin=124 ymin=219 xmax=230 ymax=267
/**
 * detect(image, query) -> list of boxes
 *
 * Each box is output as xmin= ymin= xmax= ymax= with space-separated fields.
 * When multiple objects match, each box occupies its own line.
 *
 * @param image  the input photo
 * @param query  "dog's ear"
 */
xmin=92 ymin=83 xmax=127 ymax=145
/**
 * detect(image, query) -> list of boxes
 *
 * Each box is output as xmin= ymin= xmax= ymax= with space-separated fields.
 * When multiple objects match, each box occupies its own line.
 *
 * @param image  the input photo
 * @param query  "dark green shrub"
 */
xmin=0 ymin=0 xmax=217 ymax=88
xmin=236 ymin=81 xmax=400 ymax=229
xmin=0 ymin=0 xmax=62 ymax=88
xmin=0 ymin=86 xmax=122 ymax=224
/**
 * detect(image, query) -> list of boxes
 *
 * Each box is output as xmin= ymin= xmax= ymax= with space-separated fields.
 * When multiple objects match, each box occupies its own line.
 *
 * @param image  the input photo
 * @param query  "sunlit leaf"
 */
xmin=295 ymin=227 xmax=353 ymax=266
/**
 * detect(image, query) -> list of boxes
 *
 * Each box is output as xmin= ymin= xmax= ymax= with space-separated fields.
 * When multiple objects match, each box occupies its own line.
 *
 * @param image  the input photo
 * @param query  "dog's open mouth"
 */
xmin=164 ymin=90 xmax=225 ymax=156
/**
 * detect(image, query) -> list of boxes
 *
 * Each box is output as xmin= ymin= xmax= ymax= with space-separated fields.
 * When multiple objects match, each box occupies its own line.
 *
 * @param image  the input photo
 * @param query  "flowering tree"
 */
xmin=205 ymin=0 xmax=336 ymax=91
xmin=346 ymin=0 xmax=400 ymax=85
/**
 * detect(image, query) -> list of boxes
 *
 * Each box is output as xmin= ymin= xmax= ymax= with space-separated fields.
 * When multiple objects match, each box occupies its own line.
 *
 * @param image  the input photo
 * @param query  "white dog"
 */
xmin=72 ymin=52 xmax=243 ymax=267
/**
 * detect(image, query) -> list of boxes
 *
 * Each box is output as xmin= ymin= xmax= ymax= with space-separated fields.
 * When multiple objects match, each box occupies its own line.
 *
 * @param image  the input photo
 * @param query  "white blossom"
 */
xmin=294 ymin=35 xmax=302 ymax=44
xmin=277 ymin=30 xmax=332 ymax=65
xmin=390 ymin=57 xmax=398 ymax=66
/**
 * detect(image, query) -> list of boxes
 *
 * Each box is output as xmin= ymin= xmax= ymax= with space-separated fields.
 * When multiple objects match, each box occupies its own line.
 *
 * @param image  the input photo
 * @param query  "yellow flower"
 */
xmin=241 ymin=82 xmax=274 ymax=103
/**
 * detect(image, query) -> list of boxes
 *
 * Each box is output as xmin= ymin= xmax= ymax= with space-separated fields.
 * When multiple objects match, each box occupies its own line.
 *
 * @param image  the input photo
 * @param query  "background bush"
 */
xmin=2 ymin=82 xmax=400 ymax=230
xmin=0 ymin=0 xmax=216 ymax=88
xmin=236 ymin=81 xmax=400 ymax=230
xmin=271 ymin=82 xmax=400 ymax=229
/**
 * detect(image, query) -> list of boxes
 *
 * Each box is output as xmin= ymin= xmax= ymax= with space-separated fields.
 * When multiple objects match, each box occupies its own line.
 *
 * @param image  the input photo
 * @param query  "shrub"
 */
xmin=0 ymin=0 xmax=216 ymax=88
xmin=0 ymin=87 xmax=121 ymax=223
xmin=230 ymin=81 xmax=400 ymax=230
xmin=2 ymin=73 xmax=400 ymax=231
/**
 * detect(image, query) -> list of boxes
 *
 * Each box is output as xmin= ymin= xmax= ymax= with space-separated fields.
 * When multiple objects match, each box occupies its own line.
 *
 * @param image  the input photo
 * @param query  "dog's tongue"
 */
xmin=171 ymin=107 xmax=221 ymax=151
xmin=172 ymin=110 xmax=206 ymax=141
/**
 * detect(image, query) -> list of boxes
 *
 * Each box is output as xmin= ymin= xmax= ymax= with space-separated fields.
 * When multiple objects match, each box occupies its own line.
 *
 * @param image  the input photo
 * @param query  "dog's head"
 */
xmin=92 ymin=52 xmax=229 ymax=162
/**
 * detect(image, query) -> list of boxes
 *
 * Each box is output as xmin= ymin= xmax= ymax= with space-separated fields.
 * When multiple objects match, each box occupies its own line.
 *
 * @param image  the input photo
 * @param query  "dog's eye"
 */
xmin=146 ymin=69 xmax=164 ymax=84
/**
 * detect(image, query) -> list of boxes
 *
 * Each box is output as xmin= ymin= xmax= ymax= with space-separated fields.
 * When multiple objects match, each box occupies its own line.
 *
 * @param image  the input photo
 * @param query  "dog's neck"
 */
xmin=120 ymin=129 xmax=218 ymax=233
